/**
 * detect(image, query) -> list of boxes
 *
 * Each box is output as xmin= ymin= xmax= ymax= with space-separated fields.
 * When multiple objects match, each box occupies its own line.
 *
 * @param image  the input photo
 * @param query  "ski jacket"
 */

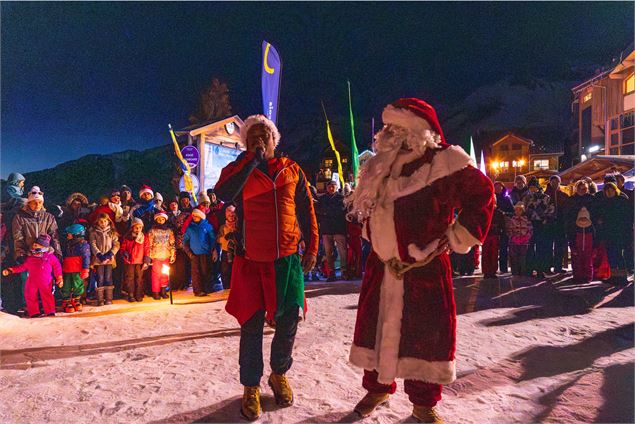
xmin=145 ymin=226 xmax=175 ymax=262
xmin=506 ymin=215 xmax=533 ymax=245
xmin=10 ymin=252 xmax=62 ymax=286
xmin=12 ymin=206 xmax=61 ymax=260
xmin=215 ymin=152 xmax=319 ymax=262
xmin=89 ymin=225 xmax=120 ymax=266
xmin=120 ymin=232 xmax=147 ymax=265
xmin=62 ymin=238 xmax=91 ymax=273
xmin=183 ymin=219 xmax=216 ymax=255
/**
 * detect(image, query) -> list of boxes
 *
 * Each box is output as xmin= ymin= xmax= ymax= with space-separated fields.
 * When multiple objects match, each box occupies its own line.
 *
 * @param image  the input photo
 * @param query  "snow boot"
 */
xmin=63 ymin=299 xmax=75 ymax=313
xmin=152 ymin=292 xmax=161 ymax=300
xmin=104 ymin=286 xmax=114 ymax=305
xmin=160 ymin=287 xmax=169 ymax=299
xmin=96 ymin=287 xmax=105 ymax=306
xmin=354 ymin=392 xmax=390 ymax=418
xmin=268 ymin=372 xmax=294 ymax=407
xmin=412 ymin=405 xmax=444 ymax=423
xmin=72 ymin=297 xmax=83 ymax=312
xmin=240 ymin=386 xmax=261 ymax=421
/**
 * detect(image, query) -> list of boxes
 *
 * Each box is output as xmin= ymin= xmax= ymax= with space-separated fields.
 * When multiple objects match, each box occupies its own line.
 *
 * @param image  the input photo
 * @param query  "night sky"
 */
xmin=1 ymin=2 xmax=633 ymax=178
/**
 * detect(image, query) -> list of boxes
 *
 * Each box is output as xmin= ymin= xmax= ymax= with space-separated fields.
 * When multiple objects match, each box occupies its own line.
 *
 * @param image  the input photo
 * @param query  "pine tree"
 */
xmin=189 ymin=78 xmax=232 ymax=124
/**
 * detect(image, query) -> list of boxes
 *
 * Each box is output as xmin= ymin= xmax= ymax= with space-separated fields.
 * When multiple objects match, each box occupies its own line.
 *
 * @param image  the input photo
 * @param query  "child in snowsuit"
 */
xmin=506 ymin=202 xmax=533 ymax=276
xmin=120 ymin=218 xmax=147 ymax=302
xmin=61 ymin=224 xmax=91 ymax=313
xmin=89 ymin=213 xmax=120 ymax=306
xmin=216 ymin=205 xmax=238 ymax=289
xmin=2 ymin=234 xmax=62 ymax=317
xmin=183 ymin=208 xmax=216 ymax=296
xmin=144 ymin=211 xmax=175 ymax=300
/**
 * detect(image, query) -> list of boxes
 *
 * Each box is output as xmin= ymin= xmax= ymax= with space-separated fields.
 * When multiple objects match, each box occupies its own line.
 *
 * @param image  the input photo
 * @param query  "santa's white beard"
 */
xmin=346 ymin=126 xmax=441 ymax=220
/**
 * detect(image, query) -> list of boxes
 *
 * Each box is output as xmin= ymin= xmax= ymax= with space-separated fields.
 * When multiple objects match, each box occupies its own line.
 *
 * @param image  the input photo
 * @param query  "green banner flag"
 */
xmin=347 ymin=81 xmax=360 ymax=180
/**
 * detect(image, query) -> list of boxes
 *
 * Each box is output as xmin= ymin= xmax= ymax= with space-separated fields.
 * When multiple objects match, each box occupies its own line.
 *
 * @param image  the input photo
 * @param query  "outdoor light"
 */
xmin=518 ymin=159 xmax=525 ymax=167
xmin=492 ymin=162 xmax=499 ymax=169
xmin=581 ymin=154 xmax=588 ymax=162
xmin=512 ymin=160 xmax=517 ymax=167
xmin=588 ymin=145 xmax=601 ymax=153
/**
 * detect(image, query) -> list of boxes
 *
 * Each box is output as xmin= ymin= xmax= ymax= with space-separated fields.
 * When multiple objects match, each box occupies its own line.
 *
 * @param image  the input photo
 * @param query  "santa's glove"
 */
xmin=80 ymin=269 xmax=89 ymax=280
xmin=143 ymin=256 xmax=152 ymax=265
xmin=56 ymin=277 xmax=64 ymax=288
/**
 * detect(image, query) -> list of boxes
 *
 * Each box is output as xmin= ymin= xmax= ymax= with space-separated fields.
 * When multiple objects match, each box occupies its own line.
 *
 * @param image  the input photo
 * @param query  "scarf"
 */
xmin=133 ymin=199 xmax=156 ymax=218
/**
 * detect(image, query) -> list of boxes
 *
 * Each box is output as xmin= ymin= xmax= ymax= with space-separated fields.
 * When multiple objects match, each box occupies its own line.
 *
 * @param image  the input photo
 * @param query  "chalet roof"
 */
xmin=559 ymin=155 xmax=635 ymax=184
xmin=529 ymin=151 xmax=564 ymax=157
xmin=491 ymin=133 xmax=534 ymax=147
xmin=175 ymin=115 xmax=244 ymax=137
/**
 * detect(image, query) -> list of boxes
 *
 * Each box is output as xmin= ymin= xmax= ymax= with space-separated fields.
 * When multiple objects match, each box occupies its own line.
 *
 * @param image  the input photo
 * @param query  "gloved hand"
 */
xmin=103 ymin=252 xmax=114 ymax=261
xmin=96 ymin=253 xmax=105 ymax=262
xmin=55 ymin=276 xmax=64 ymax=288
xmin=80 ymin=269 xmax=89 ymax=280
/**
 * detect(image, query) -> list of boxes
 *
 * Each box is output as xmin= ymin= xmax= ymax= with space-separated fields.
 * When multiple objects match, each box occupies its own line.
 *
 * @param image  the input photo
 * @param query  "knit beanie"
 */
xmin=198 ymin=192 xmax=211 ymax=205
xmin=155 ymin=192 xmax=163 ymax=202
xmin=34 ymin=234 xmax=51 ymax=248
xmin=131 ymin=217 xmax=144 ymax=228
xmin=192 ymin=208 xmax=207 ymax=220
xmin=179 ymin=191 xmax=191 ymax=200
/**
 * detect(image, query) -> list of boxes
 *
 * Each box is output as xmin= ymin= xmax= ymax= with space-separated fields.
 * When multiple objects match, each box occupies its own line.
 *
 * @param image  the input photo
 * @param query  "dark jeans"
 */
xmin=95 ymin=265 xmax=113 ymax=288
xmin=190 ymin=253 xmax=212 ymax=295
xmin=498 ymin=234 xmax=509 ymax=273
xmin=220 ymin=250 xmax=233 ymax=289
xmin=547 ymin=223 xmax=567 ymax=271
xmin=527 ymin=224 xmax=551 ymax=274
xmin=239 ymin=308 xmax=299 ymax=387
xmin=171 ymin=250 xmax=191 ymax=290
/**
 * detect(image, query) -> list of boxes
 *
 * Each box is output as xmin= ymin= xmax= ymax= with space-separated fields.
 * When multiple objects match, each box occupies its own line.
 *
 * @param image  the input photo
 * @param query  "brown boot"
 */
xmin=268 ymin=372 xmax=294 ymax=407
xmin=354 ymin=392 xmax=390 ymax=418
xmin=240 ymin=386 xmax=261 ymax=421
xmin=413 ymin=405 xmax=444 ymax=423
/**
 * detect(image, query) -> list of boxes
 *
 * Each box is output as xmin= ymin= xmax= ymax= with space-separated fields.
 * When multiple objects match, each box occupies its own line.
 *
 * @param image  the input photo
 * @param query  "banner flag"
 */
xmin=469 ymin=136 xmax=477 ymax=164
xmin=261 ymin=41 xmax=282 ymax=124
xmin=479 ymin=150 xmax=487 ymax=175
xmin=321 ymin=102 xmax=346 ymax=189
xmin=347 ymin=81 xmax=360 ymax=180
xmin=168 ymin=124 xmax=197 ymax=204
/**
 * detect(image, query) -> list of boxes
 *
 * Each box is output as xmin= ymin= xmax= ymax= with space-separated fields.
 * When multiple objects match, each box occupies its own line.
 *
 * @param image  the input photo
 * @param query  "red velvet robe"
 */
xmin=349 ymin=145 xmax=494 ymax=385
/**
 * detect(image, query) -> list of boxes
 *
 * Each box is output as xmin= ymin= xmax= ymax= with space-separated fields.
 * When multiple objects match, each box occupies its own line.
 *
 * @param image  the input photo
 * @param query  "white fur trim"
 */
xmin=383 ymin=104 xmax=433 ymax=133
xmin=139 ymin=188 xmax=154 ymax=197
xmin=191 ymin=208 xmax=206 ymax=220
xmin=241 ymin=114 xmax=281 ymax=148
xmin=350 ymin=345 xmax=456 ymax=385
xmin=445 ymin=219 xmax=481 ymax=254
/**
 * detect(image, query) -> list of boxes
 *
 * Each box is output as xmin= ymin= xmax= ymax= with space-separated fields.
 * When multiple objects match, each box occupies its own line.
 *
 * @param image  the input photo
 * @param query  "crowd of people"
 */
xmin=460 ymin=172 xmax=634 ymax=285
xmin=0 ymin=169 xmax=366 ymax=318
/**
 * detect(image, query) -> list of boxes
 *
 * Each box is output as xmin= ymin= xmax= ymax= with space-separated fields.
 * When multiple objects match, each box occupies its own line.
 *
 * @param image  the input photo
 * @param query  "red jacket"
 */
xmin=215 ymin=152 xmax=318 ymax=262
xmin=120 ymin=232 xmax=147 ymax=265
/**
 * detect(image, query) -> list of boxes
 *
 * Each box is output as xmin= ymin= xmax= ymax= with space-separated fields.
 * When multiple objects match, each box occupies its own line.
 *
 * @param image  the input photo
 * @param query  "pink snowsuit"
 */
xmin=10 ymin=252 xmax=62 ymax=317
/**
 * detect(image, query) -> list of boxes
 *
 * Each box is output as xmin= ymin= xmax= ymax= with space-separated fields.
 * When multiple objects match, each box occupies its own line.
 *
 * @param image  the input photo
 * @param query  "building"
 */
xmin=315 ymin=137 xmax=352 ymax=191
xmin=571 ymin=44 xmax=634 ymax=162
xmin=174 ymin=115 xmax=245 ymax=191
xmin=489 ymin=133 xmax=563 ymax=185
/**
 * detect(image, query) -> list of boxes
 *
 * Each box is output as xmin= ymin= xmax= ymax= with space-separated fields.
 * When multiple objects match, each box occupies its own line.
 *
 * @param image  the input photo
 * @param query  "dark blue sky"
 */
xmin=1 ymin=2 xmax=633 ymax=178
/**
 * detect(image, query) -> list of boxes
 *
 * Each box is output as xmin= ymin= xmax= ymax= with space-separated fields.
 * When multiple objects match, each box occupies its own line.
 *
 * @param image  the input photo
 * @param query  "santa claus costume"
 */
xmin=347 ymin=98 xmax=494 ymax=423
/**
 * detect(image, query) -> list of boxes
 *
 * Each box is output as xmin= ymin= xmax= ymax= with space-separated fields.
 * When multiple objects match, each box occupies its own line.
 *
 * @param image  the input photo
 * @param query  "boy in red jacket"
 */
xmin=120 ymin=218 xmax=148 ymax=302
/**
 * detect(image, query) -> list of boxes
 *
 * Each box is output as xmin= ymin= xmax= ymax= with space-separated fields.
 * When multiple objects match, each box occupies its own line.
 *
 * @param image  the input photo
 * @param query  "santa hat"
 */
xmin=192 ymin=208 xmax=207 ymax=220
xmin=131 ymin=217 xmax=144 ymax=228
xmin=155 ymin=192 xmax=163 ymax=202
xmin=154 ymin=211 xmax=168 ymax=221
xmin=382 ymin=98 xmax=447 ymax=144
xmin=240 ymin=114 xmax=281 ymax=148
xmin=27 ymin=186 xmax=44 ymax=202
xmin=139 ymin=184 xmax=154 ymax=198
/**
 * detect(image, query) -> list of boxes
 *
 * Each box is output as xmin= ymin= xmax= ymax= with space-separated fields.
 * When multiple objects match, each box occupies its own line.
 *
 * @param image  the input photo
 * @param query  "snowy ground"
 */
xmin=1 ymin=272 xmax=633 ymax=424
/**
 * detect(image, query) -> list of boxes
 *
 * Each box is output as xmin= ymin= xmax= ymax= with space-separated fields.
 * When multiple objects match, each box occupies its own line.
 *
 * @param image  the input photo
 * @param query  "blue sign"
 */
xmin=261 ymin=41 xmax=282 ymax=124
xmin=181 ymin=145 xmax=200 ymax=169
xmin=204 ymin=143 xmax=242 ymax=190
xmin=179 ymin=174 xmax=200 ymax=194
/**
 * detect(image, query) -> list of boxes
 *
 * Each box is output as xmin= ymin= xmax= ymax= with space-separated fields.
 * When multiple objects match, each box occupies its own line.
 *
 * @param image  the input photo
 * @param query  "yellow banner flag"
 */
xmin=168 ymin=124 xmax=197 ymax=204
xmin=321 ymin=102 xmax=345 ymax=189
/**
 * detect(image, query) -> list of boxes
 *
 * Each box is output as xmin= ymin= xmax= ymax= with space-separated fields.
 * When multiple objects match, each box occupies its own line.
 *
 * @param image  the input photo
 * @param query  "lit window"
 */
xmin=583 ymin=92 xmax=592 ymax=103
xmin=533 ymin=159 xmax=549 ymax=170
xmin=500 ymin=161 xmax=509 ymax=169
xmin=625 ymin=73 xmax=634 ymax=95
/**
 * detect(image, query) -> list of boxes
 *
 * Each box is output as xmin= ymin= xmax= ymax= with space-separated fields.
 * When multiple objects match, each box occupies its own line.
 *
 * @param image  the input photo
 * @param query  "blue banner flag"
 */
xmin=261 ymin=41 xmax=282 ymax=124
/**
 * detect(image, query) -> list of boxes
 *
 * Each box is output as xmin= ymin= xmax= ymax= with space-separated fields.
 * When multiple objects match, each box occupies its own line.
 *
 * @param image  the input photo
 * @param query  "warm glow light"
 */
xmin=512 ymin=160 xmax=517 ymax=167
xmin=518 ymin=159 xmax=525 ymax=167
xmin=588 ymin=145 xmax=601 ymax=153
xmin=162 ymin=264 xmax=170 ymax=275
xmin=492 ymin=162 xmax=499 ymax=169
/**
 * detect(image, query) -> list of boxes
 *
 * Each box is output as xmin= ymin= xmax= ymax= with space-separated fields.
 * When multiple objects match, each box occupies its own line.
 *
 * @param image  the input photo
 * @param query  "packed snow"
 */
xmin=1 ymin=274 xmax=633 ymax=423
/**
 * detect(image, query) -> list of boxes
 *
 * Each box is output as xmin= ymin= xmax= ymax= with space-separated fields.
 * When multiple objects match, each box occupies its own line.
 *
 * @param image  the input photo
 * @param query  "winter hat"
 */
xmin=494 ymin=181 xmax=506 ymax=190
xmin=192 ymin=208 xmax=207 ymax=220
xmin=179 ymin=191 xmax=191 ymax=200
xmin=327 ymin=180 xmax=338 ymax=187
xmin=65 ymin=224 xmax=86 ymax=237
xmin=241 ymin=114 xmax=281 ymax=148
xmin=549 ymin=175 xmax=561 ymax=184
xmin=528 ymin=177 xmax=540 ymax=189
xmin=155 ymin=192 xmax=163 ymax=202
xmin=382 ymin=98 xmax=447 ymax=144
xmin=131 ymin=217 xmax=144 ymax=228
xmin=198 ymin=192 xmax=211 ymax=205
xmin=603 ymin=173 xmax=618 ymax=184
xmin=515 ymin=175 xmax=527 ymax=184
xmin=8 ymin=172 xmax=25 ymax=184
xmin=139 ymin=184 xmax=154 ymax=198
xmin=27 ymin=186 xmax=44 ymax=202
xmin=120 ymin=184 xmax=132 ymax=194
xmin=154 ymin=211 xmax=168 ymax=222
xmin=34 ymin=234 xmax=51 ymax=248
xmin=110 ymin=188 xmax=121 ymax=197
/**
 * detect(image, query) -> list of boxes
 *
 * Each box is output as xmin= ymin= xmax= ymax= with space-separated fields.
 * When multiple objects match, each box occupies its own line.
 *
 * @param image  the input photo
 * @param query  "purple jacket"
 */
xmin=11 ymin=252 xmax=62 ymax=285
